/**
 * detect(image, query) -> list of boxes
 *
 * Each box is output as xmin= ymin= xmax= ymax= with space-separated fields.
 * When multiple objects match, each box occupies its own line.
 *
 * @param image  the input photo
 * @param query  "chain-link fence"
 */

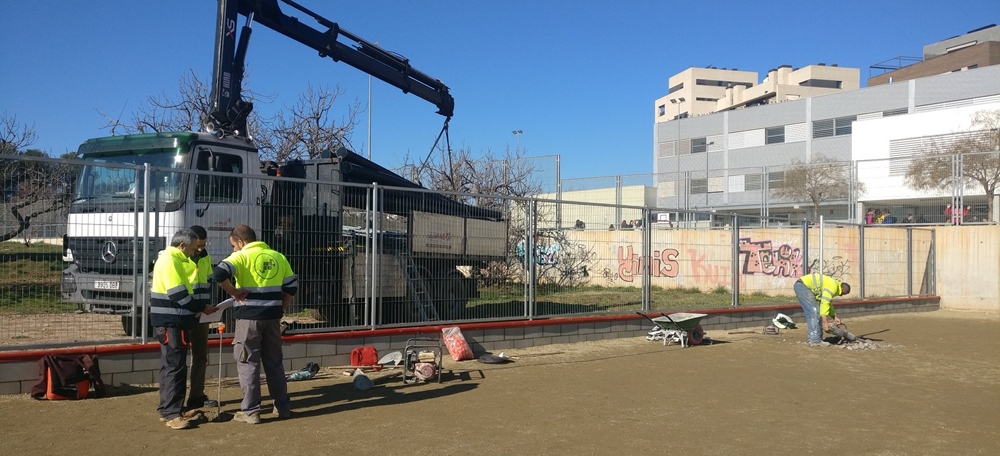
xmin=0 ymin=152 xmax=940 ymax=350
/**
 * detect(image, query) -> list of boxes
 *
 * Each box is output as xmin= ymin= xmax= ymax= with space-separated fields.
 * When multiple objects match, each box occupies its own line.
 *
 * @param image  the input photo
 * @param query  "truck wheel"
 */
xmin=432 ymin=270 xmax=468 ymax=320
xmin=121 ymin=314 xmax=153 ymax=338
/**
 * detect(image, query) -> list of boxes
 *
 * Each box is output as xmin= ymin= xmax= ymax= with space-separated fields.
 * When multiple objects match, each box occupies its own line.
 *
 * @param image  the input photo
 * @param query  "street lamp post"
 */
xmin=512 ymin=129 xmax=523 ymax=151
xmin=669 ymin=98 xmax=685 ymax=223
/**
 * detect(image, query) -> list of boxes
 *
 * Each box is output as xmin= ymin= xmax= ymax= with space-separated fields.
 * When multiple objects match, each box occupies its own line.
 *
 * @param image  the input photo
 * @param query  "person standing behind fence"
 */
xmin=152 ymin=228 xmax=215 ymax=430
xmin=945 ymin=204 xmax=970 ymax=225
xmin=793 ymin=272 xmax=850 ymax=347
xmin=865 ymin=208 xmax=875 ymax=225
xmin=212 ymin=225 xmax=297 ymax=424
xmin=185 ymin=225 xmax=217 ymax=410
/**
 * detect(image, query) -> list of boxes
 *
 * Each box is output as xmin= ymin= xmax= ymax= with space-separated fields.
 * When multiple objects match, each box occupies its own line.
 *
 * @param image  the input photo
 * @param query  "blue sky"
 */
xmin=1 ymin=1 xmax=995 ymax=180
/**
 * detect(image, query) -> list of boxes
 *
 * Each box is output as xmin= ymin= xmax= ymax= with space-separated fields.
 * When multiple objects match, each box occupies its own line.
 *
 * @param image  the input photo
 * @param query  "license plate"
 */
xmin=94 ymin=280 xmax=120 ymax=290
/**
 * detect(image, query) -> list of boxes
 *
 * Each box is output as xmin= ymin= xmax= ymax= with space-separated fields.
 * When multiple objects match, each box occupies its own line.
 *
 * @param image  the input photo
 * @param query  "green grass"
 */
xmin=0 ymin=286 xmax=76 ymax=314
xmin=0 ymin=242 xmax=68 ymax=313
xmin=0 ymin=241 xmax=62 ymax=253
xmin=0 ymin=239 xmax=801 ymax=318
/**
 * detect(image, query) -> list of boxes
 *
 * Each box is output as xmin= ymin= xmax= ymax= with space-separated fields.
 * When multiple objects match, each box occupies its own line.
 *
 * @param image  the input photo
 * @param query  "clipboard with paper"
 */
xmin=198 ymin=298 xmax=235 ymax=324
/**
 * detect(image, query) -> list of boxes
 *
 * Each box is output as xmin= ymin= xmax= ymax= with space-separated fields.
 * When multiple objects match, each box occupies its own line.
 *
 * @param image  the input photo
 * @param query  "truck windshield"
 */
xmin=72 ymin=149 xmax=189 ymax=207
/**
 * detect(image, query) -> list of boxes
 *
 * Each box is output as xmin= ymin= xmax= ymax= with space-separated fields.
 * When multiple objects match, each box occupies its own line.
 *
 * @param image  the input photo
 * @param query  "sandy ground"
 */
xmin=1 ymin=309 xmax=998 ymax=456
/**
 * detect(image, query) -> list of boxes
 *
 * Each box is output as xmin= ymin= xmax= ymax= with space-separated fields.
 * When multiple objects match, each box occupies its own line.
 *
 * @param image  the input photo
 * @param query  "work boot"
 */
xmin=160 ymin=409 xmax=202 ymax=422
xmin=165 ymin=417 xmax=192 ymax=430
xmin=808 ymin=341 xmax=831 ymax=347
xmin=233 ymin=411 xmax=261 ymax=425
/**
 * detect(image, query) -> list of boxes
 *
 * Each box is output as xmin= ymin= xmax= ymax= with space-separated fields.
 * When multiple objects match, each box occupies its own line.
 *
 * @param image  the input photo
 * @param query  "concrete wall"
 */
xmin=563 ymin=226 xmax=927 ymax=299
xmin=934 ymin=225 xmax=1000 ymax=311
xmin=0 ymin=296 xmax=940 ymax=395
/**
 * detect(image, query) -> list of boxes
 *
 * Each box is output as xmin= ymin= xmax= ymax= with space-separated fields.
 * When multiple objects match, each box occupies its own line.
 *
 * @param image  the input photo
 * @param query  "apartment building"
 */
xmin=653 ymin=64 xmax=1000 ymax=222
xmin=654 ymin=65 xmax=859 ymax=122
xmin=869 ymin=24 xmax=1000 ymax=86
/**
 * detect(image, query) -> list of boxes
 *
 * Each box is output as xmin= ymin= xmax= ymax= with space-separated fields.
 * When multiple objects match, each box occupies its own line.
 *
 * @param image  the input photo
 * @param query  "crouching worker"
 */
xmin=793 ymin=272 xmax=850 ymax=347
xmin=152 ymin=229 xmax=215 ymax=429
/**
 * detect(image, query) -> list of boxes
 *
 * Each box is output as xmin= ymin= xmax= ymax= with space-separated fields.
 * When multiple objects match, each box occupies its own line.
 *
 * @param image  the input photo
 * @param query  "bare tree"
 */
xmin=100 ymin=70 xmax=360 ymax=162
xmin=905 ymin=109 xmax=1000 ymax=221
xmin=255 ymin=84 xmax=361 ymax=162
xmin=771 ymin=154 xmax=864 ymax=220
xmin=1 ymin=113 xmax=78 ymax=243
xmin=402 ymin=145 xmax=542 ymax=209
xmin=100 ymin=70 xmax=219 ymax=135
xmin=1 ymin=113 xmax=38 ymax=154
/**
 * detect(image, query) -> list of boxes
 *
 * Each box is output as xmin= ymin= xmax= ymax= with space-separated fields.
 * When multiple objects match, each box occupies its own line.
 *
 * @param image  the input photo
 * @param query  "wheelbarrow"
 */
xmin=637 ymin=312 xmax=708 ymax=347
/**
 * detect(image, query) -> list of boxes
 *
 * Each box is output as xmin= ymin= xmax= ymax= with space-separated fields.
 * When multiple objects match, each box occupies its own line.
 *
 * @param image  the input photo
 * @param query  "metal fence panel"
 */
xmin=0 ymin=152 xmax=944 ymax=350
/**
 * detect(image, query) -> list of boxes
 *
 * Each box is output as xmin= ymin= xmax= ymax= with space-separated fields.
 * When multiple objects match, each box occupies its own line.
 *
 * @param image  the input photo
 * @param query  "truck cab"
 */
xmin=62 ymin=131 xmax=508 ymax=334
xmin=60 ymin=132 xmax=258 ymax=320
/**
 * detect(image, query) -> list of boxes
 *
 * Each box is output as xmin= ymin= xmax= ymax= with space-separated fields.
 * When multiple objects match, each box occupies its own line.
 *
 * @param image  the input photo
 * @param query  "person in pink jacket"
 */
xmin=944 ymin=204 xmax=970 ymax=225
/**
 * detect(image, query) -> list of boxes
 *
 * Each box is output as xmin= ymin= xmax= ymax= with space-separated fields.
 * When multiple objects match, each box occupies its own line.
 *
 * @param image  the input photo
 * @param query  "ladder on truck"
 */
xmin=396 ymin=252 xmax=439 ymax=322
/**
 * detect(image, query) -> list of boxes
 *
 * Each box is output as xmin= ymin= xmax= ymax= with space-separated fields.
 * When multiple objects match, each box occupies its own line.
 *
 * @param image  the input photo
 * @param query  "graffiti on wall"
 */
xmin=605 ymin=238 xmax=812 ymax=285
xmin=610 ymin=237 xmax=806 ymax=284
xmin=615 ymin=245 xmax=732 ymax=285
xmin=738 ymin=237 xmax=803 ymax=278
xmin=617 ymin=245 xmax=679 ymax=283
xmin=809 ymin=256 xmax=852 ymax=281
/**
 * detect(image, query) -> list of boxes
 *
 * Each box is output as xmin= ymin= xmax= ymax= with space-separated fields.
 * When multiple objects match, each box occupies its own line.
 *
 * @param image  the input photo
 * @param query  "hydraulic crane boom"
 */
xmin=210 ymin=0 xmax=455 ymax=138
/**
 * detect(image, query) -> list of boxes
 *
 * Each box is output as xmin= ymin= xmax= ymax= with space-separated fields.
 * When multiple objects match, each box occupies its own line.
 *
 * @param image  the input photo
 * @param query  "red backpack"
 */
xmin=350 ymin=346 xmax=379 ymax=367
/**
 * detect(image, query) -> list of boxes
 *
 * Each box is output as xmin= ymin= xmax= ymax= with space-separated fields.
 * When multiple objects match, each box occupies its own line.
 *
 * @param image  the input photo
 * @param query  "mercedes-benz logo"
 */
xmin=101 ymin=240 xmax=118 ymax=264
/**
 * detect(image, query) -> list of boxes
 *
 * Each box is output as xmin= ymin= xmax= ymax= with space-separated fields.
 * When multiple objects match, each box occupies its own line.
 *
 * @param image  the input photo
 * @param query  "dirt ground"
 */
xmin=0 ymin=313 xmax=126 ymax=347
xmin=1 ymin=310 xmax=997 ymax=456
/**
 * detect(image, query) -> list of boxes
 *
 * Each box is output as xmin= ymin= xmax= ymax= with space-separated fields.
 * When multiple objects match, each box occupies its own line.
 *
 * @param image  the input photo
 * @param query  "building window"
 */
xmin=813 ymin=115 xmax=856 ymax=138
xmin=691 ymin=137 xmax=708 ymax=153
xmin=798 ymin=79 xmax=842 ymax=89
xmin=696 ymin=79 xmax=753 ymax=88
xmin=767 ymin=171 xmax=785 ymax=189
xmin=668 ymin=83 xmax=684 ymax=94
xmin=882 ymin=107 xmax=908 ymax=117
xmin=695 ymin=97 xmax=719 ymax=102
xmin=765 ymin=126 xmax=785 ymax=144
xmin=834 ymin=115 xmax=855 ymax=136
xmin=745 ymin=174 xmax=763 ymax=191
xmin=658 ymin=105 xmax=666 ymax=117
xmin=690 ymin=178 xmax=708 ymax=194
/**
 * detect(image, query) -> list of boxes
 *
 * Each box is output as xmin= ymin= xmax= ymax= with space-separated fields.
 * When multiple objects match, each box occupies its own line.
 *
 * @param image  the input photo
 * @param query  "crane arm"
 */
xmin=210 ymin=0 xmax=454 ymax=138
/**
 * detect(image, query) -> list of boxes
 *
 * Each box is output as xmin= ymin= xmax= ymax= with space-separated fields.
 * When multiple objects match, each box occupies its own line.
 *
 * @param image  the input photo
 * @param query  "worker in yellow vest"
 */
xmin=213 ymin=225 xmax=298 ymax=424
xmin=151 ymin=228 xmax=215 ymax=429
xmin=793 ymin=272 xmax=851 ymax=347
xmin=185 ymin=225 xmax=217 ymax=409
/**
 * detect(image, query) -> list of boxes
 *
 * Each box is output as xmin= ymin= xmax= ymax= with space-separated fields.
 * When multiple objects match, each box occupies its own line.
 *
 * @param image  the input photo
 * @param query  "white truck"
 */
xmin=59 ymin=0 xmax=507 ymax=334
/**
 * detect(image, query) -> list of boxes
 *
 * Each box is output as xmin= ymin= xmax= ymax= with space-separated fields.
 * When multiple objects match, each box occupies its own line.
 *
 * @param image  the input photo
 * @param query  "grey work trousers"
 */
xmin=156 ymin=326 xmax=189 ymax=420
xmin=188 ymin=322 xmax=210 ymax=403
xmin=234 ymin=319 xmax=290 ymax=415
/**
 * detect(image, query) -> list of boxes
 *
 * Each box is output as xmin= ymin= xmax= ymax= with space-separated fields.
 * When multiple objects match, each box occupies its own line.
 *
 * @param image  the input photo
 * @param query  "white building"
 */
xmin=652 ymin=27 xmax=1000 ymax=223
xmin=653 ymin=64 xmax=1000 ymax=222
xmin=853 ymin=100 xmax=1000 ymax=220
